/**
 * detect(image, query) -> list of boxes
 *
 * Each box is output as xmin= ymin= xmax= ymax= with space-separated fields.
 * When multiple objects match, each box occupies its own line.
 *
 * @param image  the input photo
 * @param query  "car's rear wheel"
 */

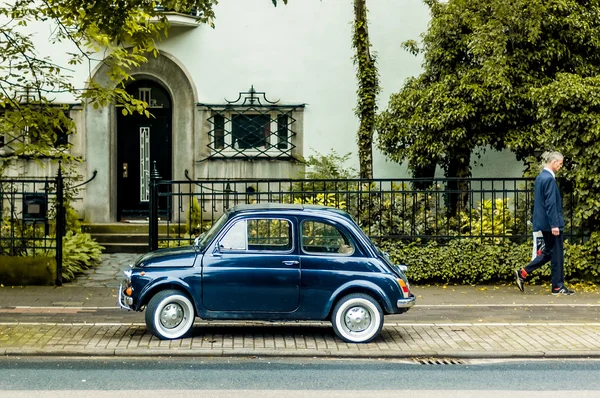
xmin=331 ymin=293 xmax=383 ymax=343
xmin=145 ymin=289 xmax=195 ymax=340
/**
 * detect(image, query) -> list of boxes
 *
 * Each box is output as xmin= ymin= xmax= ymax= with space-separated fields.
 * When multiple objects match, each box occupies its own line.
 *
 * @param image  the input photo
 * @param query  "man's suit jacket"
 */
xmin=532 ymin=169 xmax=564 ymax=231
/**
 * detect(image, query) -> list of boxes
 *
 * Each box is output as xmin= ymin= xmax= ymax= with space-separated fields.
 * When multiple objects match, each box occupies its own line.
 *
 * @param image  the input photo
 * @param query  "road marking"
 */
xmin=1 ymin=321 xmax=600 ymax=327
xmin=1 ymin=391 xmax=599 ymax=398
xmin=3 ymin=303 xmax=600 ymax=311
xmin=418 ymin=303 xmax=600 ymax=307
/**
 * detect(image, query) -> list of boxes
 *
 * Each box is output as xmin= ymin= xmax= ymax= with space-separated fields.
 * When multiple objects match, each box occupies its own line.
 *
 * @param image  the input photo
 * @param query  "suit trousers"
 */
xmin=524 ymin=230 xmax=564 ymax=289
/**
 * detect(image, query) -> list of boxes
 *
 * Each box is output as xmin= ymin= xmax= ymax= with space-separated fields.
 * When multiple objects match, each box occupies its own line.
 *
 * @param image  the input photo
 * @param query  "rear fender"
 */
xmin=322 ymin=280 xmax=394 ymax=318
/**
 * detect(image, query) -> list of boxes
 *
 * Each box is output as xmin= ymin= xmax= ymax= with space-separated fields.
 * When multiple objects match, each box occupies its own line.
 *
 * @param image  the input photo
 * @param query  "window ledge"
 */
xmin=152 ymin=10 xmax=201 ymax=28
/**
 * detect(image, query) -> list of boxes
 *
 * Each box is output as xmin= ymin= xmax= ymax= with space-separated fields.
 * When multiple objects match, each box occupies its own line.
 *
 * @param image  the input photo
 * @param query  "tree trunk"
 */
xmin=353 ymin=0 xmax=379 ymax=180
xmin=445 ymin=151 xmax=471 ymax=218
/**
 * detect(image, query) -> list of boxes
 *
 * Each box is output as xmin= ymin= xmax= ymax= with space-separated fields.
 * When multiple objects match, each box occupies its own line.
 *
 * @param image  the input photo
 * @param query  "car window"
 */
xmin=219 ymin=220 xmax=248 ymax=250
xmin=196 ymin=212 xmax=228 ymax=250
xmin=301 ymin=220 xmax=354 ymax=255
xmin=220 ymin=218 xmax=292 ymax=252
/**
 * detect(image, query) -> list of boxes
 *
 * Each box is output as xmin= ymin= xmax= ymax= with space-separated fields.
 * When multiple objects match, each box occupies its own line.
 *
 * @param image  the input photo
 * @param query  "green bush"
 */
xmin=459 ymin=198 xmax=516 ymax=243
xmin=185 ymin=197 xmax=202 ymax=235
xmin=378 ymin=239 xmax=600 ymax=285
xmin=61 ymin=231 xmax=104 ymax=281
xmin=23 ymin=231 xmax=105 ymax=282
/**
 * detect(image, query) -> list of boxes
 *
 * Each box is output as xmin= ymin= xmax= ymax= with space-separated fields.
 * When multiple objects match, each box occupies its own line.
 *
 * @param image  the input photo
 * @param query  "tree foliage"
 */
xmin=0 ymin=0 xmax=219 ymax=164
xmin=377 ymin=0 xmax=600 ymax=228
xmin=377 ymin=0 xmax=600 ymax=178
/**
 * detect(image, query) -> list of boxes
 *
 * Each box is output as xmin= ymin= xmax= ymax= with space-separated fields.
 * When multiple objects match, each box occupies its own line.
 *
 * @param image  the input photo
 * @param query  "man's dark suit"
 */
xmin=524 ymin=169 xmax=566 ymax=289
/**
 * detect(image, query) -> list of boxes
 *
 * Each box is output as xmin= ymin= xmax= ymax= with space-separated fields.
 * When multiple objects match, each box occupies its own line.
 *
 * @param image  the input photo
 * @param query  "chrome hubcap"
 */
xmin=160 ymin=303 xmax=184 ymax=329
xmin=344 ymin=306 xmax=371 ymax=332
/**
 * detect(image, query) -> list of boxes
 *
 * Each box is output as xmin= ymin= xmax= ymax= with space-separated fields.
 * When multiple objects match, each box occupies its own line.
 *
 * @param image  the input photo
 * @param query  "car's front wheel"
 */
xmin=145 ymin=289 xmax=196 ymax=340
xmin=331 ymin=293 xmax=383 ymax=343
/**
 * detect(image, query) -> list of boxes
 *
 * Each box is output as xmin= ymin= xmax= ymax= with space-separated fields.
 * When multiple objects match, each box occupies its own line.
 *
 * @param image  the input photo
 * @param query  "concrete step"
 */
xmin=102 ymin=242 xmax=148 ymax=254
xmin=92 ymin=233 xmax=148 ymax=244
xmin=82 ymin=223 xmax=187 ymax=235
xmin=84 ymin=223 xmax=193 ymax=254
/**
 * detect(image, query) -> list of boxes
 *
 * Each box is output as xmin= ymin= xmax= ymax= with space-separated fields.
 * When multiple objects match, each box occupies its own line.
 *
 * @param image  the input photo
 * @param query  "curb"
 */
xmin=3 ymin=348 xmax=600 ymax=359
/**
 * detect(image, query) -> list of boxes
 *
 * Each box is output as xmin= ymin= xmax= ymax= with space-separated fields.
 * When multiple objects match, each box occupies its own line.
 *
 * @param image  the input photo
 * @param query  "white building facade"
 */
xmin=2 ymin=0 xmax=523 ymax=223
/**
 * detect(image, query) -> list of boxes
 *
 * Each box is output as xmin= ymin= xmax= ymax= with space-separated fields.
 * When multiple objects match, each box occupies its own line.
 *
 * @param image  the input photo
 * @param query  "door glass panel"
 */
xmin=139 ymin=126 xmax=150 ymax=202
xmin=302 ymin=220 xmax=354 ymax=255
xmin=220 ymin=220 xmax=248 ymax=250
xmin=247 ymin=219 xmax=292 ymax=251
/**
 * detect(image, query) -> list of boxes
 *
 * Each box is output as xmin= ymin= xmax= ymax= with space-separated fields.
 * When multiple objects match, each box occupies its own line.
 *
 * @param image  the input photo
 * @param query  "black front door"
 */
xmin=117 ymin=81 xmax=172 ymax=220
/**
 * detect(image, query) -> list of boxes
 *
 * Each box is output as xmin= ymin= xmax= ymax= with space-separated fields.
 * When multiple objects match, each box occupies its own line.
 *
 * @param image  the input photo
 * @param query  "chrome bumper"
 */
xmin=397 ymin=295 xmax=416 ymax=309
xmin=118 ymin=282 xmax=133 ymax=311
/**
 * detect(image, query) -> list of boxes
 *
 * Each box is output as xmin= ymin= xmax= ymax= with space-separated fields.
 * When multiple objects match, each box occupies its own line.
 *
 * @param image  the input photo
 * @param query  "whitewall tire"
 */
xmin=145 ymin=289 xmax=196 ymax=340
xmin=331 ymin=293 xmax=383 ymax=344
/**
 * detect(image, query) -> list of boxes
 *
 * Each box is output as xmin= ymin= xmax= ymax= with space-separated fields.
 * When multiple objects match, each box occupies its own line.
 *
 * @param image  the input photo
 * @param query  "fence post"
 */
xmin=55 ymin=162 xmax=65 ymax=286
xmin=149 ymin=161 xmax=161 ymax=251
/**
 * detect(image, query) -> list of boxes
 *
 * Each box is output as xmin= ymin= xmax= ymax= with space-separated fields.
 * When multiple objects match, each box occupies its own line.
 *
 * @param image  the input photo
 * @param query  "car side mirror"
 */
xmin=399 ymin=264 xmax=408 ymax=272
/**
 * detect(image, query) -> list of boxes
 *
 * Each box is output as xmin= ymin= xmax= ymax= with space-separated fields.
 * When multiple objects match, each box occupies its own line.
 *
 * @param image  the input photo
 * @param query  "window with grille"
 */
xmin=0 ymin=108 xmax=71 ymax=156
xmin=199 ymin=87 xmax=304 ymax=160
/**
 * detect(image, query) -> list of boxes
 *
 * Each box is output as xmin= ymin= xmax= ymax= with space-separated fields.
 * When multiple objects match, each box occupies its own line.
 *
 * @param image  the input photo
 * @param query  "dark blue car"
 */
xmin=119 ymin=204 xmax=415 ymax=343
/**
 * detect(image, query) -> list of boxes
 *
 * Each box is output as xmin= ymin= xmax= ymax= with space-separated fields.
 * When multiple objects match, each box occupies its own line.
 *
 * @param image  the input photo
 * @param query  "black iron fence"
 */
xmin=148 ymin=166 xmax=588 ymax=250
xmin=0 ymin=168 xmax=66 ymax=285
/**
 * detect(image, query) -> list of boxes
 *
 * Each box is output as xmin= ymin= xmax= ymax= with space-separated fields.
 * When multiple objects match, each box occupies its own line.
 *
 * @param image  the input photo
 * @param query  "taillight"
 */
xmin=397 ymin=278 xmax=410 ymax=295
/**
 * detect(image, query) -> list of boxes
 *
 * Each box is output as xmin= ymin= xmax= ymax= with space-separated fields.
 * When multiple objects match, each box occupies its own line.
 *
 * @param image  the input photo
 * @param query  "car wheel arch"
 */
xmin=326 ymin=282 xmax=391 ymax=318
xmin=138 ymin=280 xmax=197 ymax=315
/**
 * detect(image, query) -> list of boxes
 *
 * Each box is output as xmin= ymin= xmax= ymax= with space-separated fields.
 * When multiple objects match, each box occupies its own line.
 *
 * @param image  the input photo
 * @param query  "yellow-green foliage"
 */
xmin=66 ymin=205 xmax=82 ymax=232
xmin=293 ymin=193 xmax=347 ymax=209
xmin=460 ymin=198 xmax=516 ymax=242
xmin=22 ymin=231 xmax=104 ymax=282
xmin=158 ymin=234 xmax=195 ymax=249
xmin=185 ymin=197 xmax=202 ymax=234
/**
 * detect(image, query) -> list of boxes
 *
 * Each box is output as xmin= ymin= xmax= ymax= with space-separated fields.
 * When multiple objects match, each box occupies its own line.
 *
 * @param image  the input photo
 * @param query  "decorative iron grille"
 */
xmin=198 ymin=86 xmax=305 ymax=160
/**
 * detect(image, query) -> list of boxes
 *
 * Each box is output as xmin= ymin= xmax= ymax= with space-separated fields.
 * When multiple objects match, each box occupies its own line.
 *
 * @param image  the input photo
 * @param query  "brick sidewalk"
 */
xmin=1 ymin=253 xmax=599 ymax=358
xmin=1 ymin=321 xmax=599 ymax=358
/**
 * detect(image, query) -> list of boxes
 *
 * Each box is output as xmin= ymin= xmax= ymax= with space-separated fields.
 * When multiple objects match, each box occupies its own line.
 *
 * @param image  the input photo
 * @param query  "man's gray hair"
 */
xmin=541 ymin=151 xmax=563 ymax=165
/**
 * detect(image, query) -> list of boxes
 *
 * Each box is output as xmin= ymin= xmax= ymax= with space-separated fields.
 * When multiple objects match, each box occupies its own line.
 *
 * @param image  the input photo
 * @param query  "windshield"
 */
xmin=195 ymin=212 xmax=229 ymax=250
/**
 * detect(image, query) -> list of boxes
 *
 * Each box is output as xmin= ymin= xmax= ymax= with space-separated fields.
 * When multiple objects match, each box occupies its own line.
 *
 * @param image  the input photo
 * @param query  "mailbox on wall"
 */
xmin=23 ymin=193 xmax=48 ymax=221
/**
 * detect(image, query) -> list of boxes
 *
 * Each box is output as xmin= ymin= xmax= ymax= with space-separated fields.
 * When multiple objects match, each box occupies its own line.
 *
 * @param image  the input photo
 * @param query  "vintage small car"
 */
xmin=118 ymin=203 xmax=415 ymax=343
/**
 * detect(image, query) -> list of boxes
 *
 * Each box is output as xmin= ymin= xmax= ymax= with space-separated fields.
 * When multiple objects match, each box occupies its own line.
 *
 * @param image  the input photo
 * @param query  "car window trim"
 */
xmin=299 ymin=217 xmax=360 ymax=257
xmin=216 ymin=215 xmax=296 ymax=255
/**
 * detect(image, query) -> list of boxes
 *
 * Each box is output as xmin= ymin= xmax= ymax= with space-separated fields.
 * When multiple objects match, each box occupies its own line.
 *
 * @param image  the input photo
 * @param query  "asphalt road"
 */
xmin=0 ymin=357 xmax=600 ymax=396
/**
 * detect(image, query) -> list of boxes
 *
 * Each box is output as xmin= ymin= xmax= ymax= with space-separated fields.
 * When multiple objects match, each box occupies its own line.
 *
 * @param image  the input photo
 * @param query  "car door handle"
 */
xmin=282 ymin=260 xmax=299 ymax=266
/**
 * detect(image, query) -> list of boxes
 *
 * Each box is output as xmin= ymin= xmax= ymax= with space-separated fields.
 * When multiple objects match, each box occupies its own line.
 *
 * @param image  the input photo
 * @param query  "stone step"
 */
xmin=102 ymin=242 xmax=148 ymax=254
xmin=92 ymin=233 xmax=148 ymax=244
xmin=82 ymin=223 xmax=187 ymax=234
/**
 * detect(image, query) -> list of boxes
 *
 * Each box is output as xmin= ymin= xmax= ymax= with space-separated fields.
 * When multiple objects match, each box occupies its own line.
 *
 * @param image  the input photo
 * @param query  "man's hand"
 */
xmin=552 ymin=227 xmax=560 ymax=236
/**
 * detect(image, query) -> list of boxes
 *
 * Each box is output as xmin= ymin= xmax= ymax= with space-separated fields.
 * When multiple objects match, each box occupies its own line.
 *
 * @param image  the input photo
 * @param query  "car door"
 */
xmin=202 ymin=216 xmax=300 ymax=312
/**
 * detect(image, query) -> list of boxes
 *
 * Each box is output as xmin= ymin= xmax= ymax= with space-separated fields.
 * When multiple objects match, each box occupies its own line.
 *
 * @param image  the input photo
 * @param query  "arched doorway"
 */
xmin=116 ymin=80 xmax=172 ymax=220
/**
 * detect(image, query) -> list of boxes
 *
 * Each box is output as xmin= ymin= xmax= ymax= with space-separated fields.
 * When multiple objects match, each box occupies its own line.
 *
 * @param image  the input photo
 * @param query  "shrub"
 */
xmin=23 ymin=231 xmax=104 ymax=282
xmin=377 ymin=238 xmax=600 ymax=285
xmin=459 ymin=198 xmax=516 ymax=243
xmin=185 ymin=197 xmax=202 ymax=235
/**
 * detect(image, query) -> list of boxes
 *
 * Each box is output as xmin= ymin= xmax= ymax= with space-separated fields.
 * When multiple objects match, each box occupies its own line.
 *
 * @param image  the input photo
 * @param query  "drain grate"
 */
xmin=413 ymin=357 xmax=465 ymax=365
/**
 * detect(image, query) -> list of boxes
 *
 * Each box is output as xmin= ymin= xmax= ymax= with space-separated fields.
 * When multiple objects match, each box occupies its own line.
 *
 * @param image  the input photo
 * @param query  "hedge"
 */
xmin=377 ymin=239 xmax=600 ymax=285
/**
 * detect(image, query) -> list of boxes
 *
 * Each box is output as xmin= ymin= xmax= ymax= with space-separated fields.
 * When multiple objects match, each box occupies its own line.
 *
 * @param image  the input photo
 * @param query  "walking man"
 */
xmin=514 ymin=151 xmax=574 ymax=295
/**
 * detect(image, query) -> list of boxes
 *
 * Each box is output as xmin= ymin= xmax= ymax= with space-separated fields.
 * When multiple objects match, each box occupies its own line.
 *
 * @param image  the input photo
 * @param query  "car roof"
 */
xmin=230 ymin=203 xmax=354 ymax=220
